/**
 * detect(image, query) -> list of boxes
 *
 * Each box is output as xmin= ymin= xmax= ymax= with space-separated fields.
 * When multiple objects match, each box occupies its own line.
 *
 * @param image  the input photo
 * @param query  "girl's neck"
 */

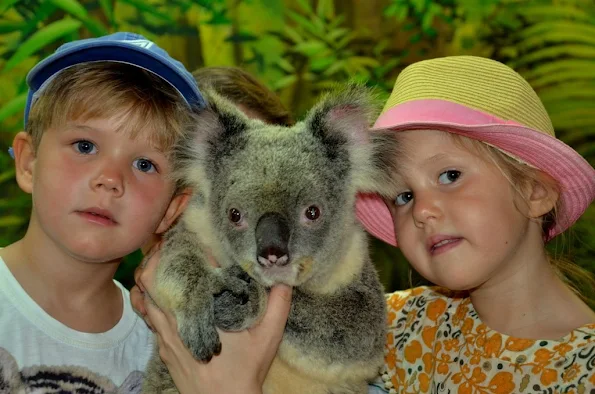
xmin=469 ymin=247 xmax=595 ymax=340
xmin=1 ymin=219 xmax=123 ymax=333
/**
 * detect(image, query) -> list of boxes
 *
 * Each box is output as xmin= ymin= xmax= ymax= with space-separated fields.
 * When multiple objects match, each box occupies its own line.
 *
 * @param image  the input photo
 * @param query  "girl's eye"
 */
xmin=73 ymin=140 xmax=97 ymax=155
xmin=133 ymin=158 xmax=157 ymax=173
xmin=395 ymin=191 xmax=413 ymax=206
xmin=438 ymin=170 xmax=461 ymax=185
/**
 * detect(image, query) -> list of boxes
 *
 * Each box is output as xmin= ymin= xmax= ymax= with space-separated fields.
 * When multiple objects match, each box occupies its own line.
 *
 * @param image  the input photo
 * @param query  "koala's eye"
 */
xmin=228 ymin=208 xmax=242 ymax=224
xmin=304 ymin=205 xmax=321 ymax=221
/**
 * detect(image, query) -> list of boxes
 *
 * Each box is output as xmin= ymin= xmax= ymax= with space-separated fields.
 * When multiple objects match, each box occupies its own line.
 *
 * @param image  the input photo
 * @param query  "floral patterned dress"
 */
xmin=378 ymin=287 xmax=595 ymax=394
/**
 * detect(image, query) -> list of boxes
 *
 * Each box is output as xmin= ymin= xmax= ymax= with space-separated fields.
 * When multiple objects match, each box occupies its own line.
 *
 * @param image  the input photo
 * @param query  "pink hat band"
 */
xmin=356 ymin=98 xmax=595 ymax=246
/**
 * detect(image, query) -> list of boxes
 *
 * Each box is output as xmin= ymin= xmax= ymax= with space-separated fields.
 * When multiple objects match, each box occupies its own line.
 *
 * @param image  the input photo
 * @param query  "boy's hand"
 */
xmin=142 ymin=269 xmax=292 ymax=394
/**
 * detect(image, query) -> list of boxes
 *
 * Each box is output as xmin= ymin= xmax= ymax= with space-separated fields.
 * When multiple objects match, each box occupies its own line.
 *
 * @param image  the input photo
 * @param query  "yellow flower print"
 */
xmin=487 ymin=372 xmax=515 ymax=394
xmin=562 ymin=364 xmax=580 ymax=383
xmin=483 ymin=333 xmax=503 ymax=358
xmin=540 ymin=368 xmax=558 ymax=386
xmin=426 ymin=299 xmax=447 ymax=322
xmin=504 ymin=337 xmax=534 ymax=352
xmin=553 ymin=342 xmax=573 ymax=357
xmin=404 ymin=340 xmax=422 ymax=363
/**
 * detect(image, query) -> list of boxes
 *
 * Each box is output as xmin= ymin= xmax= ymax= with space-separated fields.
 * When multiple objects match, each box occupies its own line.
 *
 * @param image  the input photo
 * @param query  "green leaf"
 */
xmin=530 ymin=68 xmax=595 ymax=89
xmin=272 ymin=74 xmax=297 ymax=90
xmin=0 ymin=21 xmax=27 ymax=34
xmin=283 ymin=25 xmax=305 ymax=44
xmin=326 ymin=27 xmax=349 ymax=42
xmin=286 ymin=10 xmax=321 ymax=37
xmin=48 ymin=0 xmax=88 ymax=20
xmin=118 ymin=0 xmax=174 ymax=22
xmin=275 ymin=57 xmax=295 ymax=73
xmin=512 ymin=45 xmax=595 ymax=67
xmin=0 ymin=169 xmax=16 ymax=184
xmin=3 ymin=19 xmax=82 ymax=72
xmin=295 ymin=0 xmax=313 ymax=15
xmin=81 ymin=17 xmax=109 ymax=37
xmin=0 ymin=0 xmax=19 ymax=13
xmin=316 ymin=0 xmax=334 ymax=19
xmin=294 ymin=41 xmax=326 ymax=57
xmin=98 ymin=0 xmax=114 ymax=25
xmin=0 ymin=93 xmax=27 ymax=124
xmin=0 ymin=216 xmax=26 ymax=227
xmin=309 ymin=56 xmax=335 ymax=72
xmin=518 ymin=5 xmax=592 ymax=22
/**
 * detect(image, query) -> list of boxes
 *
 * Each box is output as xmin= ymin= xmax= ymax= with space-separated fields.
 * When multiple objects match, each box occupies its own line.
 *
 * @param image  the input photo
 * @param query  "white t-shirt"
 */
xmin=0 ymin=256 xmax=154 ymax=388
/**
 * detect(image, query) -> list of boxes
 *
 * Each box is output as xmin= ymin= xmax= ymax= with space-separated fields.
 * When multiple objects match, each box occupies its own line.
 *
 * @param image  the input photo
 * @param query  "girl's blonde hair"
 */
xmin=449 ymin=133 xmax=595 ymax=301
xmin=27 ymin=62 xmax=191 ymax=156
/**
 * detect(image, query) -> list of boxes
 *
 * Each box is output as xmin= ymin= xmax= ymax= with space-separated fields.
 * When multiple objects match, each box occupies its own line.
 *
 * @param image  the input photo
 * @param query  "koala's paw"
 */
xmin=177 ymin=306 xmax=222 ymax=362
xmin=214 ymin=266 xmax=266 ymax=331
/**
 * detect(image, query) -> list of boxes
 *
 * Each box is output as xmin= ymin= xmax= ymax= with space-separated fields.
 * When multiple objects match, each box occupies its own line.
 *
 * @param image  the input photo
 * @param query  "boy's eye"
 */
xmin=73 ymin=140 xmax=97 ymax=155
xmin=133 ymin=158 xmax=157 ymax=173
xmin=438 ymin=170 xmax=461 ymax=184
xmin=395 ymin=191 xmax=413 ymax=206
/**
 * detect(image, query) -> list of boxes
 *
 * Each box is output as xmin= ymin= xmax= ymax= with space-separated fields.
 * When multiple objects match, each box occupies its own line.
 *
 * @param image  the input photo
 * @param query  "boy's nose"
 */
xmin=91 ymin=169 xmax=124 ymax=197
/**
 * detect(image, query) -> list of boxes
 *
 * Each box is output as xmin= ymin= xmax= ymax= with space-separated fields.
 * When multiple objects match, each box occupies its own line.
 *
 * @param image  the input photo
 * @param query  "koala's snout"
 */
xmin=255 ymin=212 xmax=290 ymax=268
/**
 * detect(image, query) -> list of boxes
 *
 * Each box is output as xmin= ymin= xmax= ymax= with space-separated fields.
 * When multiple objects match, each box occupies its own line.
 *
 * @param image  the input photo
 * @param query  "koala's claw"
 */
xmin=213 ymin=266 xmax=266 ymax=331
xmin=179 ymin=321 xmax=222 ymax=362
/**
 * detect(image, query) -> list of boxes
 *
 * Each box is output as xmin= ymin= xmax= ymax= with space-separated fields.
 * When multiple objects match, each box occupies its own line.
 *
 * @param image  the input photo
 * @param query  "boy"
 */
xmin=0 ymin=32 xmax=204 ymax=389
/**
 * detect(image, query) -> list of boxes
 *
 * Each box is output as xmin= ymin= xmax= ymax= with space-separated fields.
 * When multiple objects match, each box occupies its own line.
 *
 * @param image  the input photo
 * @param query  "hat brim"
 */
xmin=25 ymin=40 xmax=205 ymax=123
xmin=356 ymin=100 xmax=595 ymax=246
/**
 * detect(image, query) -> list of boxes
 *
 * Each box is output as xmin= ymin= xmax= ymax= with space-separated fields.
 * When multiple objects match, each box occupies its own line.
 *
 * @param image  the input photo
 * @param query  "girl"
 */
xmin=357 ymin=56 xmax=595 ymax=393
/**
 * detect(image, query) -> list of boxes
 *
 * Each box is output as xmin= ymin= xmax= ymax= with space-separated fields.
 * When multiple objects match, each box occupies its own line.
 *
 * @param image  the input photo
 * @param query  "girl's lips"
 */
xmin=430 ymin=237 xmax=463 ymax=256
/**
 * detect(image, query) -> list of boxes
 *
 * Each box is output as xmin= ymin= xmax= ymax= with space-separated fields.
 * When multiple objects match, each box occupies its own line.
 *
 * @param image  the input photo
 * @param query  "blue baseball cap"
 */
xmin=23 ymin=32 xmax=206 ymax=126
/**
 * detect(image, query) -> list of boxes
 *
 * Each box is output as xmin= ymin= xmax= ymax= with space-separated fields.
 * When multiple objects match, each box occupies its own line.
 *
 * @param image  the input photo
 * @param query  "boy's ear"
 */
xmin=12 ymin=132 xmax=36 ymax=194
xmin=155 ymin=188 xmax=192 ymax=234
xmin=526 ymin=177 xmax=559 ymax=219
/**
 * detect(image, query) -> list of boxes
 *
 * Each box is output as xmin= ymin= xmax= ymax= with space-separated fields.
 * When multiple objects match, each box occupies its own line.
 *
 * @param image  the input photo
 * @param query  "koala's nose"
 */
xmin=255 ymin=212 xmax=290 ymax=267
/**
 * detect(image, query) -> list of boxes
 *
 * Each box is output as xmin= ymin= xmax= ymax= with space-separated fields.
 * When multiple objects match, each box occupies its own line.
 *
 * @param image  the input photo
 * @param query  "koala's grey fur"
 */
xmin=142 ymin=85 xmax=400 ymax=394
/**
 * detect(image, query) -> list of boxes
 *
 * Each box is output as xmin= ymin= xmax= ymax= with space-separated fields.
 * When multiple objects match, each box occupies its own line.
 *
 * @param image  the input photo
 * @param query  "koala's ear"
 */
xmin=191 ymin=90 xmax=250 ymax=150
xmin=173 ymin=90 xmax=250 ymax=189
xmin=305 ymin=83 xmax=376 ymax=147
xmin=305 ymin=84 xmax=399 ymax=195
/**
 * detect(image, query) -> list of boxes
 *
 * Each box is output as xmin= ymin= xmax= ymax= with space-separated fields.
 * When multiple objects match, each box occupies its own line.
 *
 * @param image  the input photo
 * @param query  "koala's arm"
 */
xmin=152 ymin=220 xmax=267 ymax=362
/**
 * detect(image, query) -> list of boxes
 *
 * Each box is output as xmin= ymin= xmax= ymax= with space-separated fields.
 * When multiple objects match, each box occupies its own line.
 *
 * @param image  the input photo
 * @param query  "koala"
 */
xmin=143 ymin=85 xmax=399 ymax=394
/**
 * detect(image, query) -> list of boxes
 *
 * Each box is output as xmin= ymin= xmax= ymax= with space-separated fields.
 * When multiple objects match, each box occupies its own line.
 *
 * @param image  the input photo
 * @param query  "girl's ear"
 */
xmin=155 ymin=188 xmax=192 ymax=234
xmin=526 ymin=176 xmax=559 ymax=219
xmin=12 ymin=132 xmax=36 ymax=194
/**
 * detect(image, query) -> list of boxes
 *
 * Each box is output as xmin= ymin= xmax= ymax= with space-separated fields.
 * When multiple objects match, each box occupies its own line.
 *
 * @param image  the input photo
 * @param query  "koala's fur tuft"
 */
xmin=143 ymin=84 xmax=398 ymax=394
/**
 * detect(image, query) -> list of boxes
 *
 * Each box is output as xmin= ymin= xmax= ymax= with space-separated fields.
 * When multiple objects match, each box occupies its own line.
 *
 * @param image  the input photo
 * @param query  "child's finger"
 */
xmin=130 ymin=284 xmax=146 ymax=316
xmin=252 ymin=284 xmax=292 ymax=338
xmin=139 ymin=249 xmax=161 ymax=293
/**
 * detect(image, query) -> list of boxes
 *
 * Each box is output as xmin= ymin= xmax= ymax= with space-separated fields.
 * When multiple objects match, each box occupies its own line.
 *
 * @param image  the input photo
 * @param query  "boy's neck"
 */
xmin=469 ymin=238 xmax=595 ymax=340
xmin=1 ymin=225 xmax=124 ymax=333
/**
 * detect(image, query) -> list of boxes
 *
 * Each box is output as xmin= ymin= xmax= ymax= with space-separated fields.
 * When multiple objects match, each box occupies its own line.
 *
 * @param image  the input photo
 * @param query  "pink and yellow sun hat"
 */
xmin=356 ymin=55 xmax=595 ymax=246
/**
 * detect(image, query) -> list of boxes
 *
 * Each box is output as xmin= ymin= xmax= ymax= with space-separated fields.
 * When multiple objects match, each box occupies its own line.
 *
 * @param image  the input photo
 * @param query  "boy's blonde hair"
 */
xmin=26 ymin=62 xmax=191 ymax=156
xmin=450 ymin=133 xmax=595 ymax=300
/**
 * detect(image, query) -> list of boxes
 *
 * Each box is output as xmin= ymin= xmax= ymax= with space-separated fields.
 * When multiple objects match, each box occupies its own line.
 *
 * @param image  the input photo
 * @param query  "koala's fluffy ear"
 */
xmin=173 ymin=90 xmax=250 ymax=190
xmin=305 ymin=84 xmax=399 ymax=196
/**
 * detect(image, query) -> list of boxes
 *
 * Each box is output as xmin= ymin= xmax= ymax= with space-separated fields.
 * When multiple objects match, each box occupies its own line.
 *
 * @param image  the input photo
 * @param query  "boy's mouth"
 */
xmin=77 ymin=208 xmax=117 ymax=225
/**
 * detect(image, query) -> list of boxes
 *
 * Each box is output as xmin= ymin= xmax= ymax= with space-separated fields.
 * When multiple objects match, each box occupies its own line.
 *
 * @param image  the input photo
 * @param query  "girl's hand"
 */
xmin=130 ymin=241 xmax=163 ymax=328
xmin=136 ymin=244 xmax=293 ymax=394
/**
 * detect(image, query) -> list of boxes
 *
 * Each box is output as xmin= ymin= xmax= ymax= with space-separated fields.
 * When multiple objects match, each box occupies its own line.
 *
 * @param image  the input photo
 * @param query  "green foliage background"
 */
xmin=0 ymin=0 xmax=593 ymax=302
